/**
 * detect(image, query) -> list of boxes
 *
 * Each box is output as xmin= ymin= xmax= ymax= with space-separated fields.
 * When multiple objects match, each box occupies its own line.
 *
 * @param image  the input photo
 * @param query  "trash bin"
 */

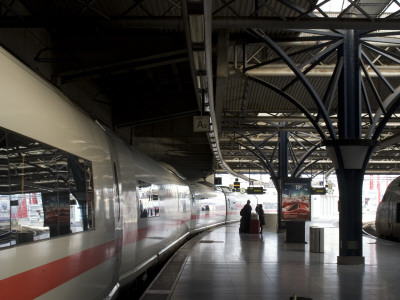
xmin=309 ymin=226 xmax=324 ymax=253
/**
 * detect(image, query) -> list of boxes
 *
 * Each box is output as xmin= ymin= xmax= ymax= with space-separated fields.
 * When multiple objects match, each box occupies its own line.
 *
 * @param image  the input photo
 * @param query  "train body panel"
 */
xmin=103 ymin=133 xmax=192 ymax=287
xmin=189 ymin=182 xmax=227 ymax=231
xmin=0 ymin=47 xmax=119 ymax=299
xmin=223 ymin=188 xmax=251 ymax=222
xmin=223 ymin=188 xmax=266 ymax=223
xmin=376 ymin=176 xmax=400 ymax=241
xmin=0 ymin=45 xmax=243 ymax=299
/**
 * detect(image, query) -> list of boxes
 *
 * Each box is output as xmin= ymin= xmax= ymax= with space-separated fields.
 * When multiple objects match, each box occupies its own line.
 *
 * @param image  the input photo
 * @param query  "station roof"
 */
xmin=0 ymin=0 xmax=399 ymax=181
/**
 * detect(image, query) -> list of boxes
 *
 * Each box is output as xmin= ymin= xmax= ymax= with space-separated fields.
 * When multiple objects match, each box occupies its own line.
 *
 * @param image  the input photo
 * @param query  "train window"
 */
xmin=138 ymin=180 xmax=159 ymax=218
xmin=0 ymin=132 xmax=10 ymax=247
xmin=0 ymin=128 xmax=95 ymax=249
xmin=178 ymin=185 xmax=190 ymax=213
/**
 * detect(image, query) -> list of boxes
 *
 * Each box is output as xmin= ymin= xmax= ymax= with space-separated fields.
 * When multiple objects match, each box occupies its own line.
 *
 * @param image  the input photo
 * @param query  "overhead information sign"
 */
xmin=311 ymin=187 xmax=326 ymax=195
xmin=193 ymin=116 xmax=210 ymax=132
xmin=247 ymin=187 xmax=264 ymax=194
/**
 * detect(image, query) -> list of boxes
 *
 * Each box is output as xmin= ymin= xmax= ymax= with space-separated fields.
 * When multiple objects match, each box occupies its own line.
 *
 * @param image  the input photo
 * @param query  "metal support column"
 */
xmin=327 ymin=27 xmax=366 ymax=264
xmin=278 ymin=130 xmax=288 ymax=232
xmin=337 ymin=168 xmax=364 ymax=259
xmin=338 ymin=29 xmax=361 ymax=139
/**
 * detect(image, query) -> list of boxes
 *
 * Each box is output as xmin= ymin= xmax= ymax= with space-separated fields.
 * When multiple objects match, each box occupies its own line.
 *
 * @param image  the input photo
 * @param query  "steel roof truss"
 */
xmin=360 ymin=58 xmax=386 ymax=114
xmin=244 ymin=39 xmax=337 ymax=72
xmin=342 ymin=0 xmax=374 ymax=21
xmin=282 ymin=40 xmax=342 ymax=92
xmin=248 ymin=28 xmax=337 ymax=140
xmin=362 ymin=41 xmax=400 ymax=64
xmin=362 ymin=31 xmax=400 ymax=38
xmin=256 ymin=0 xmax=288 ymax=20
xmin=297 ymin=39 xmax=343 ymax=71
xmin=367 ymin=87 xmax=400 ymax=139
xmin=292 ymin=143 xmax=322 ymax=177
xmin=235 ymin=133 xmax=276 ymax=177
xmin=296 ymin=0 xmax=330 ymax=19
xmin=248 ymin=75 xmax=327 ymax=139
xmin=361 ymin=36 xmax=400 ymax=46
xmin=372 ymin=89 xmax=400 ymax=140
xmin=275 ymin=0 xmax=317 ymax=18
xmin=257 ymin=131 xmax=279 ymax=148
xmin=289 ymin=131 xmax=313 ymax=149
xmin=288 ymin=138 xmax=299 ymax=167
xmin=318 ymin=56 xmax=343 ymax=121
xmin=361 ymin=79 xmax=374 ymax=124
xmin=212 ymin=0 xmax=236 ymax=16
xmin=361 ymin=50 xmax=395 ymax=93
xmin=286 ymin=28 xmax=343 ymax=38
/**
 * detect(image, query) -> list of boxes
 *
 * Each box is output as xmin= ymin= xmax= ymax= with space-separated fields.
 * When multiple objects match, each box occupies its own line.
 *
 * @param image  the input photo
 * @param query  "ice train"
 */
xmin=375 ymin=176 xmax=400 ymax=242
xmin=0 ymin=46 xmax=253 ymax=299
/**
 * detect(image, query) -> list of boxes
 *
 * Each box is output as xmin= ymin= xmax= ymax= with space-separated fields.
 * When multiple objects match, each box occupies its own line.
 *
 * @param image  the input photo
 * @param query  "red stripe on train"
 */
xmin=0 ymin=239 xmax=116 ymax=299
xmin=227 ymin=211 xmax=240 ymax=215
xmin=0 ymin=215 xmax=215 ymax=298
xmin=190 ymin=212 xmax=227 ymax=220
xmin=0 ymin=221 xmax=187 ymax=298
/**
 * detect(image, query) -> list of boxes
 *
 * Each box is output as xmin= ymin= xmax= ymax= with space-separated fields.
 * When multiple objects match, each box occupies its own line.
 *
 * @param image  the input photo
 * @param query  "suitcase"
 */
xmin=250 ymin=219 xmax=260 ymax=234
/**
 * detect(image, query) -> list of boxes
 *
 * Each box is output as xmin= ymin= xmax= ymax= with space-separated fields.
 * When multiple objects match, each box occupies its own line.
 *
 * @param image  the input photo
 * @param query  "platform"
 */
xmin=140 ymin=218 xmax=400 ymax=300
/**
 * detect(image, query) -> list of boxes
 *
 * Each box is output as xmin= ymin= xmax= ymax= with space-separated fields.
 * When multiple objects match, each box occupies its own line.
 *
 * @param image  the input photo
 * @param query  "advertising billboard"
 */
xmin=281 ymin=178 xmax=311 ymax=221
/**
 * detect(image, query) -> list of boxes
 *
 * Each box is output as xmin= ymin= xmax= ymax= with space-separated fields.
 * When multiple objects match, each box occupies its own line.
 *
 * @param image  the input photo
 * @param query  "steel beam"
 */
xmin=0 ymin=16 xmax=400 ymax=30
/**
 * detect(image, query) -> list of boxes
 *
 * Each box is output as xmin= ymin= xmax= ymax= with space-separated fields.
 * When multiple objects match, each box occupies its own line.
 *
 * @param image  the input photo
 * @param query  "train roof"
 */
xmin=381 ymin=176 xmax=400 ymax=203
xmin=386 ymin=176 xmax=400 ymax=189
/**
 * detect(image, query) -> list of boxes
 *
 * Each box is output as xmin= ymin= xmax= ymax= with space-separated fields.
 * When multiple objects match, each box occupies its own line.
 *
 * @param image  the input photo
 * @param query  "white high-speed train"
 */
xmin=375 ymin=176 xmax=400 ymax=242
xmin=0 ymin=46 xmax=250 ymax=299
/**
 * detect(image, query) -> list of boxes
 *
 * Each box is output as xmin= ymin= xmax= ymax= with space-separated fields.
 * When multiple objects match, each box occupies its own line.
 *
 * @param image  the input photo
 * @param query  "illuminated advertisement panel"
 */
xmin=281 ymin=178 xmax=311 ymax=221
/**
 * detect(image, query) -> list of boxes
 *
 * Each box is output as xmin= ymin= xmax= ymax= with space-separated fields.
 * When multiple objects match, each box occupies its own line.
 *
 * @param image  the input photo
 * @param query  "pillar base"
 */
xmin=286 ymin=221 xmax=305 ymax=243
xmin=337 ymin=256 xmax=365 ymax=265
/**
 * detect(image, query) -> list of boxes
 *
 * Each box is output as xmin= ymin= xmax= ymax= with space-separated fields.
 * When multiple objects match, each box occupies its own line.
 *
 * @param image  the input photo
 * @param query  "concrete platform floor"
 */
xmin=140 ymin=218 xmax=400 ymax=300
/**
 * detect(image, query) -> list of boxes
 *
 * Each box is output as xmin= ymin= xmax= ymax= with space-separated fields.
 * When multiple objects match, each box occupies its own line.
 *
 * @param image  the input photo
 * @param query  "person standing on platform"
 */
xmin=240 ymin=200 xmax=252 ymax=233
xmin=257 ymin=204 xmax=265 ymax=233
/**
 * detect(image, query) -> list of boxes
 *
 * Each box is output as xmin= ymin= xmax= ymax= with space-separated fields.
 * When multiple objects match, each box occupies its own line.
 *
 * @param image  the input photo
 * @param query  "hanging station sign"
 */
xmin=281 ymin=178 xmax=311 ymax=221
xmin=247 ymin=187 xmax=264 ymax=194
xmin=311 ymin=187 xmax=327 ymax=195
xmin=193 ymin=116 xmax=210 ymax=132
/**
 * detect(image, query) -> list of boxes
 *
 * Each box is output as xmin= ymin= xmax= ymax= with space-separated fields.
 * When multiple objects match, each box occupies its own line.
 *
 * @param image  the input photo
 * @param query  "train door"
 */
xmin=389 ymin=202 xmax=396 ymax=234
xmin=382 ymin=192 xmax=393 ymax=234
xmin=103 ymin=161 xmax=123 ymax=300
xmin=226 ymin=194 xmax=230 ymax=222
xmin=112 ymin=162 xmax=123 ymax=279
xmin=103 ymin=133 xmax=123 ymax=298
xmin=396 ymin=203 xmax=400 ymax=224
xmin=394 ymin=203 xmax=400 ymax=239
